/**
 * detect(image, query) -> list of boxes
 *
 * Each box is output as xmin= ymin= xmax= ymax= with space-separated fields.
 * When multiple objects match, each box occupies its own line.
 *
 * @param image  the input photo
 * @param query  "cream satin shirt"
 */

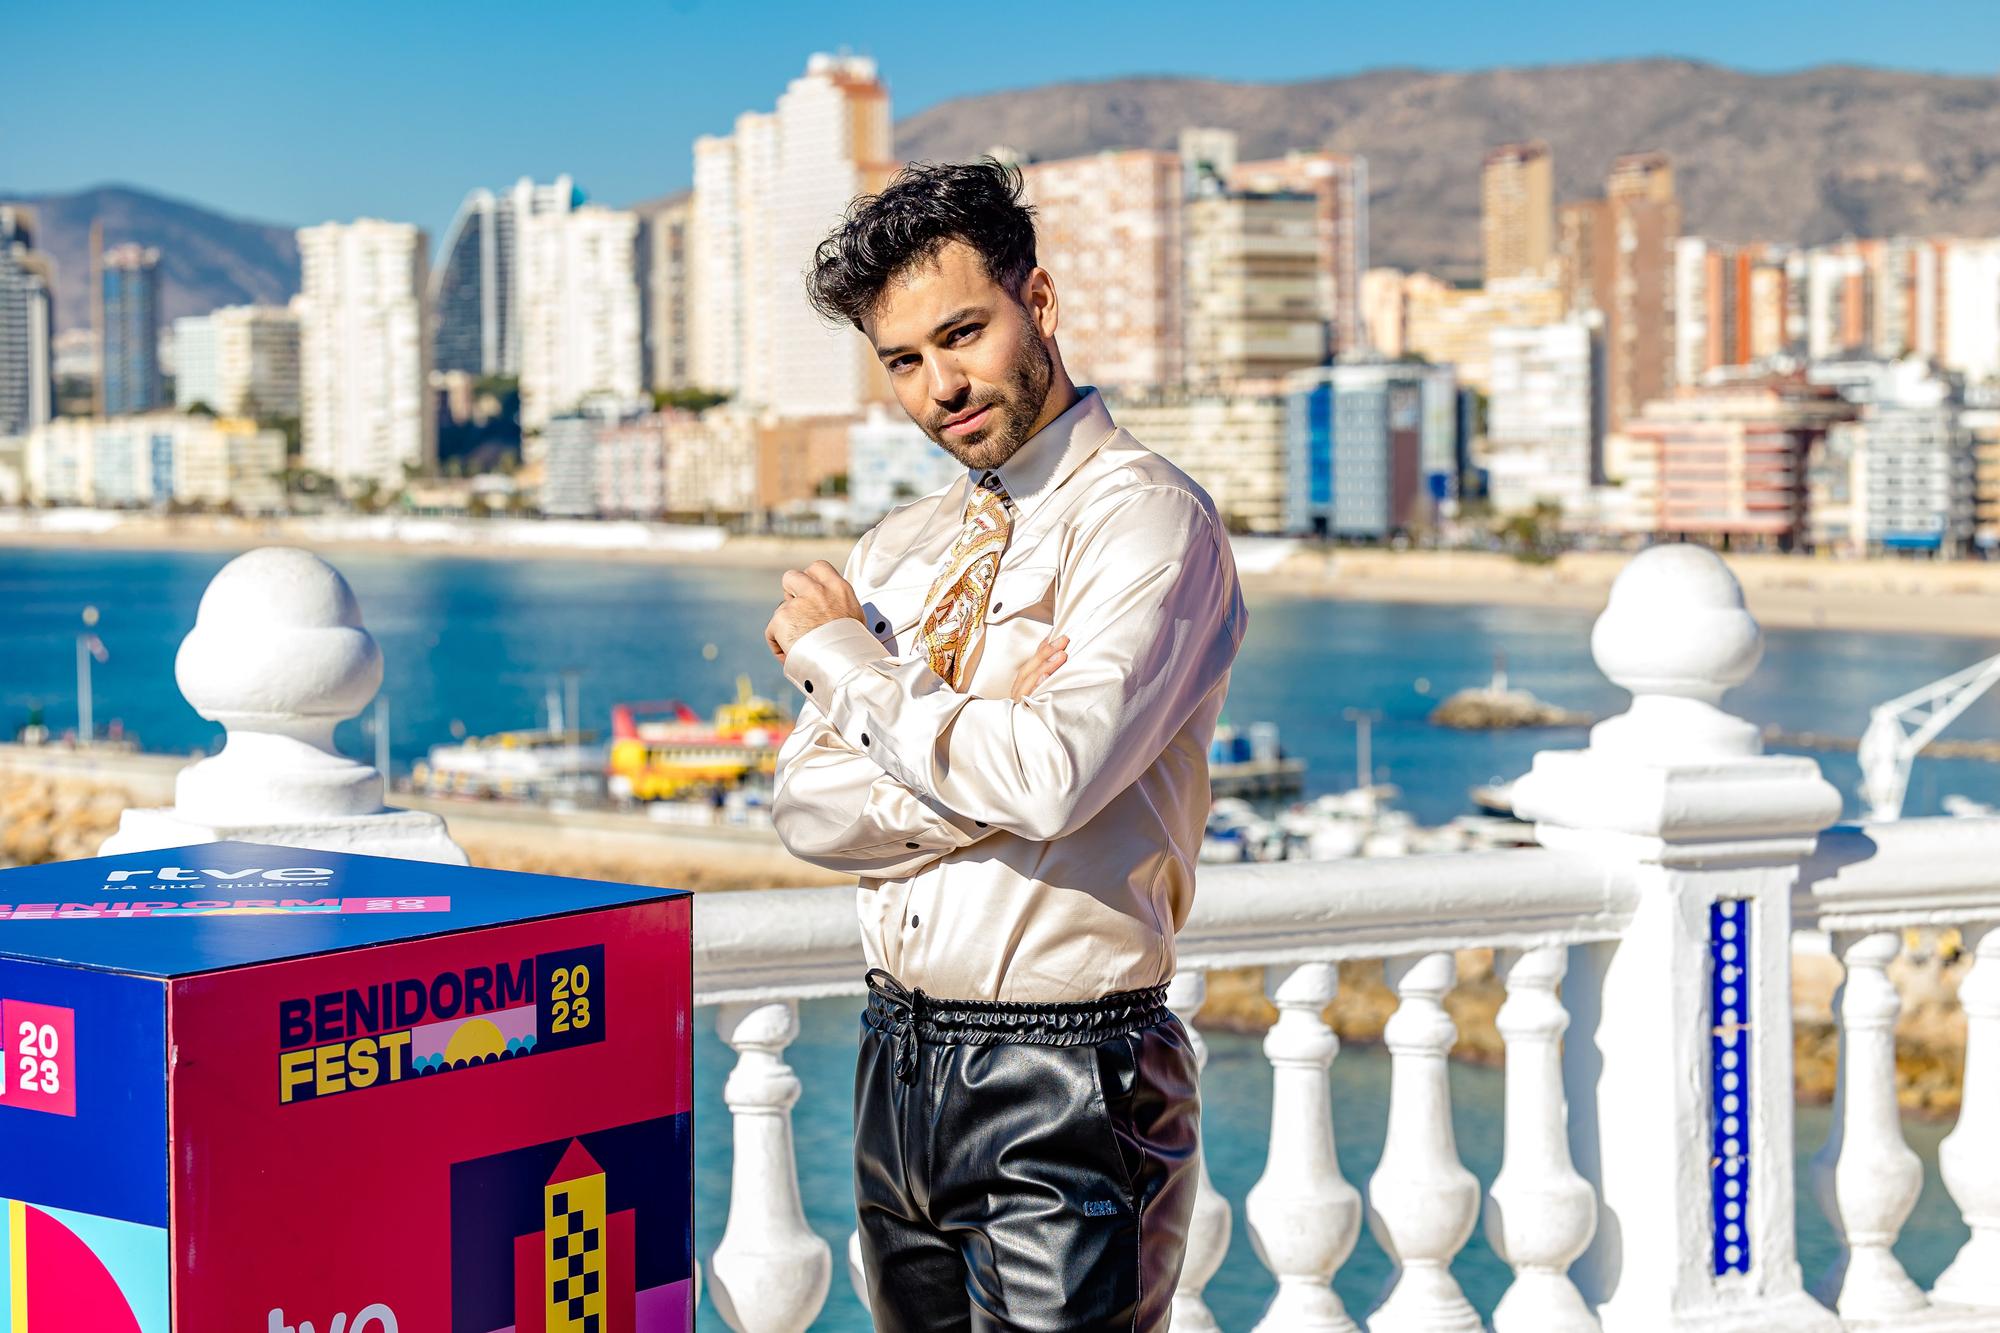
xmin=773 ymin=388 xmax=1249 ymax=1003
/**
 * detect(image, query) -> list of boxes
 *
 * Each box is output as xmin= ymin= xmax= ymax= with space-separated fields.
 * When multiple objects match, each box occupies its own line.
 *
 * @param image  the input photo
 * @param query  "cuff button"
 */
xmin=861 ymin=733 xmax=870 ymax=746
xmin=803 ymin=680 xmax=813 ymax=693
xmin=874 ymin=621 xmax=886 ymax=633
xmin=905 ymin=841 xmax=919 ymax=849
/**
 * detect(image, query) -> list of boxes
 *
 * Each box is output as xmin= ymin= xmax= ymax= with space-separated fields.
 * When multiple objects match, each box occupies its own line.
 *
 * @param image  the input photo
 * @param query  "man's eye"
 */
xmin=888 ymin=356 xmax=918 ymax=373
xmin=948 ymin=325 xmax=982 ymax=346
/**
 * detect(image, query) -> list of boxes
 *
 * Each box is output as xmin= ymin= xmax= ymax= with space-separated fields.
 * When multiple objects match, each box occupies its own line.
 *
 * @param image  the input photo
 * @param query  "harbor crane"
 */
xmin=1859 ymin=651 xmax=2000 ymax=821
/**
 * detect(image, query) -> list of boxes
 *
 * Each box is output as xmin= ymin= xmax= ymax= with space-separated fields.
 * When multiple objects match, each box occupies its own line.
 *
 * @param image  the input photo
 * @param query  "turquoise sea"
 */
xmin=4 ymin=545 xmax=1995 ymax=1324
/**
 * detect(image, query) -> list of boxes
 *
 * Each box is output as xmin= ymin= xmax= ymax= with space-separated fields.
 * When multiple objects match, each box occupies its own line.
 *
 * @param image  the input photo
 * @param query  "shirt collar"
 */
xmin=970 ymin=386 xmax=1115 ymax=527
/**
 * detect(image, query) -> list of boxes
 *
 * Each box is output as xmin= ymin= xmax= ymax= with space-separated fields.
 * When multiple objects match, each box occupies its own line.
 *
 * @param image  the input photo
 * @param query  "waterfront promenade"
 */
xmin=17 ymin=539 xmax=2000 ymax=1330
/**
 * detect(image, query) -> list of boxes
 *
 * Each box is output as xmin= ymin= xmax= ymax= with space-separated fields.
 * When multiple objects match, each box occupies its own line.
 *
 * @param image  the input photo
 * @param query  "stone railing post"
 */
xmin=709 ymin=999 xmax=831 ymax=1333
xmin=1167 ymin=969 xmax=1232 ymax=1332
xmin=1246 ymin=962 xmax=1363 ymax=1332
xmin=1809 ymin=930 xmax=1927 ymax=1319
xmin=1511 ymin=543 xmax=1842 ymax=1333
xmin=98 ymin=546 xmax=464 ymax=862
xmin=1936 ymin=923 xmax=2000 ymax=1311
xmin=1366 ymin=951 xmax=1482 ymax=1333
xmin=1486 ymin=945 xmax=1599 ymax=1332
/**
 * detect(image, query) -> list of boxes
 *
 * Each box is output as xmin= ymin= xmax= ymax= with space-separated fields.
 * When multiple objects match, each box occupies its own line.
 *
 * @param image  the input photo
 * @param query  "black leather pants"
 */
xmin=853 ymin=968 xmax=1201 ymax=1331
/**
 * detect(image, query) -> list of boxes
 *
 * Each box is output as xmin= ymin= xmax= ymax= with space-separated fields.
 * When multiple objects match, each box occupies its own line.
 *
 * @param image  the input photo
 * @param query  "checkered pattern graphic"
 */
xmin=545 ymin=1177 xmax=608 ymax=1330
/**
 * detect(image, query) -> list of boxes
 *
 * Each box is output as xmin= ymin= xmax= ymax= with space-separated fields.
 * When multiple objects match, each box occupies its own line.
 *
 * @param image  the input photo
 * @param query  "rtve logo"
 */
xmin=105 ymin=865 xmax=336 ymax=883
xmin=266 ymin=1306 xmax=397 ymax=1333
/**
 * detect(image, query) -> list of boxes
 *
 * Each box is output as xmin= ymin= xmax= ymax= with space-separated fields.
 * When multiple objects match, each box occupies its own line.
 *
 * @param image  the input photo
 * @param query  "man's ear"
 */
xmin=1022 ymin=267 xmax=1059 ymax=340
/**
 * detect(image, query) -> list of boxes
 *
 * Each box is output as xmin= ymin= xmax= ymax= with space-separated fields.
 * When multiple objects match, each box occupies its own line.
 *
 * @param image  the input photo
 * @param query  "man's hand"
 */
xmin=767 ymin=560 xmax=868 ymax=661
xmin=1011 ymin=633 xmax=1068 ymax=700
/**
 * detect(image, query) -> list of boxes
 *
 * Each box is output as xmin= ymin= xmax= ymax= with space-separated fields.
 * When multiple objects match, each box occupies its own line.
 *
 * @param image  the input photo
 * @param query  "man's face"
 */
xmin=864 ymin=239 xmax=1055 ymax=472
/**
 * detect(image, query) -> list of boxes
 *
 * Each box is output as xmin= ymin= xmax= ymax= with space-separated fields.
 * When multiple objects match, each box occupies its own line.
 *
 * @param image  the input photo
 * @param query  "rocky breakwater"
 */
xmin=0 ymin=772 xmax=130 ymax=867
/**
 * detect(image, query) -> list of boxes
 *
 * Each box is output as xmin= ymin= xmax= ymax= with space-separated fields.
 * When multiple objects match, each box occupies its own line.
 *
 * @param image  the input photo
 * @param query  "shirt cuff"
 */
xmin=783 ymin=616 xmax=890 ymax=702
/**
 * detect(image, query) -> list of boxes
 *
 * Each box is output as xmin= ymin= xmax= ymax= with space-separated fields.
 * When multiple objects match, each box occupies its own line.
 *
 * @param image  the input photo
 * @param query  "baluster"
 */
xmin=1935 ymin=924 xmax=2000 ymax=1308
xmin=1368 ymin=951 xmax=1482 ymax=1333
xmin=1167 ymin=968 xmax=1231 ymax=1332
xmin=1810 ymin=931 xmax=1927 ymax=1320
xmin=709 ymin=999 xmax=831 ymax=1333
xmin=1246 ymin=962 xmax=1363 ymax=1332
xmin=1485 ymin=946 xmax=1598 ymax=1331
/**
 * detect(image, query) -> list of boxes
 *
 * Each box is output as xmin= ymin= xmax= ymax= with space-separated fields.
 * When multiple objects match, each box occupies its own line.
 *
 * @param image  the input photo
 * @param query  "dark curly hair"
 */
xmin=806 ymin=158 xmax=1038 ymax=330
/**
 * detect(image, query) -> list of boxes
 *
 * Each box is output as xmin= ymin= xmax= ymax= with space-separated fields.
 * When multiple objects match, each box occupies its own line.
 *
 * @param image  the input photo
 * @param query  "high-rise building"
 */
xmin=1622 ymin=377 xmax=1856 ymax=549
xmin=1284 ymin=358 xmax=1460 ymax=537
xmin=1482 ymin=142 xmax=1554 ymax=286
xmin=296 ymin=219 xmax=434 ymax=488
xmin=1560 ymin=155 xmax=1680 ymax=432
xmin=430 ymin=176 xmax=582 ymax=377
xmin=1182 ymin=191 xmax=1325 ymax=385
xmin=1105 ymin=389 xmax=1288 ymax=533
xmin=1229 ymin=151 xmax=1369 ymax=355
xmin=1811 ymin=359 xmax=1974 ymax=555
xmin=1021 ymin=150 xmax=1184 ymax=392
xmin=1401 ymin=274 xmax=1566 ymax=392
xmin=1940 ymin=238 xmax=2000 ymax=385
xmin=0 ymin=206 xmax=55 ymax=439
xmin=688 ymin=134 xmax=744 ymax=395
xmin=517 ymin=206 xmax=643 ymax=430
xmin=172 ymin=304 xmax=300 ymax=419
xmin=1674 ymin=239 xmax=1794 ymax=385
xmin=642 ymin=196 xmax=693 ymax=391
xmin=1177 ymin=127 xmax=1239 ymax=199
xmin=1360 ymin=267 xmax=1409 ymax=356
xmin=770 ymin=55 xmax=896 ymax=417
xmin=1485 ymin=318 xmax=1606 ymax=516
xmin=102 ymin=244 xmax=164 ymax=416
xmin=687 ymin=56 xmax=895 ymax=416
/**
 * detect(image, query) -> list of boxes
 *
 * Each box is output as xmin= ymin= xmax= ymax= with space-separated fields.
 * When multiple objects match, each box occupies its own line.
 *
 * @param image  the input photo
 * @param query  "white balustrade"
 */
xmin=1486 ymin=945 xmax=1599 ymax=1332
xmin=708 ymin=999 xmax=831 ymax=1333
xmin=1366 ymin=951 xmax=1482 ymax=1333
xmin=108 ymin=539 xmax=2000 ymax=1330
xmin=1810 ymin=931 xmax=1928 ymax=1321
xmin=1245 ymin=962 xmax=1363 ymax=1332
xmin=1935 ymin=924 xmax=2000 ymax=1310
xmin=1168 ymin=968 xmax=1232 ymax=1333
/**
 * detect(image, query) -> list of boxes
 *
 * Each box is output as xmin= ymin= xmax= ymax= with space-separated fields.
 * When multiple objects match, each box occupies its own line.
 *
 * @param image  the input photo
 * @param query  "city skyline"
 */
xmin=6 ymin=0 xmax=1999 ymax=246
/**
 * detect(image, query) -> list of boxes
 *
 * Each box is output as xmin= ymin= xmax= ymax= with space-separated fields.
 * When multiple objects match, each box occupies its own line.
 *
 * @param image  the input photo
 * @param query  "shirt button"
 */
xmin=910 ymin=914 xmax=920 ymax=928
xmin=976 ymin=821 xmax=988 ymax=828
xmin=861 ymin=733 xmax=870 ymax=746
xmin=905 ymin=842 xmax=919 ymax=849
xmin=803 ymin=680 xmax=813 ymax=693
xmin=874 ymin=621 xmax=886 ymax=633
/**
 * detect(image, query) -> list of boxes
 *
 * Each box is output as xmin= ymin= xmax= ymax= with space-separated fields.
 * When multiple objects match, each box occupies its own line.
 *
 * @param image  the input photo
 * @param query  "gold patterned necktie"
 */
xmin=917 ymin=471 xmax=1014 ymax=689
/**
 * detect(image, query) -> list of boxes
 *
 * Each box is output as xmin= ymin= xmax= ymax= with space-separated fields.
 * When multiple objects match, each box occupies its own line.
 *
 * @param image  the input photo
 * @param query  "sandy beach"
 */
xmin=4 ymin=511 xmax=2000 ymax=638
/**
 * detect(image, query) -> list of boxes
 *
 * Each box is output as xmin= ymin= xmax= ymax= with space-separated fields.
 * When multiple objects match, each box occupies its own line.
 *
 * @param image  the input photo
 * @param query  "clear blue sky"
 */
xmin=6 ymin=0 xmax=1996 ymax=241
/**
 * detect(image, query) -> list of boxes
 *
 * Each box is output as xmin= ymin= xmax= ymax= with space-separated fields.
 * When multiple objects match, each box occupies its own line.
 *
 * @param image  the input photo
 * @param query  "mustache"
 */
xmin=927 ymin=393 xmax=1001 ymax=434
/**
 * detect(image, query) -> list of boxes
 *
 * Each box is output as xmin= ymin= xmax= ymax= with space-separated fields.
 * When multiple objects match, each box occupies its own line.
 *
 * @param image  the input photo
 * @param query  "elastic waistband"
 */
xmin=862 ymin=967 xmax=1171 ymax=1048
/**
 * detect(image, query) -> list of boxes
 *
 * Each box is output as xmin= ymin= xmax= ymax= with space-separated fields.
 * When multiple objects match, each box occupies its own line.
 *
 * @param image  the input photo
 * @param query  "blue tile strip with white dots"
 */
xmin=1710 ymin=897 xmax=1751 ymax=1277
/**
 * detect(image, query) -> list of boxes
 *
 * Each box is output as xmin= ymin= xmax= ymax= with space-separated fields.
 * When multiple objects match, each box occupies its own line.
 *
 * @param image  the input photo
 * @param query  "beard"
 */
xmin=920 ymin=323 xmax=1055 ymax=471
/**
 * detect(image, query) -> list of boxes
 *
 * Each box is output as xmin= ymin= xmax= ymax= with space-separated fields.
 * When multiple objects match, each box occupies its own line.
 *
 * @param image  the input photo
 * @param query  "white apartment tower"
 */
xmin=429 ymin=176 xmax=581 ymax=376
xmin=517 ymin=205 xmax=643 ymax=430
xmin=296 ymin=219 xmax=434 ymax=488
xmin=688 ymin=54 xmax=895 ymax=416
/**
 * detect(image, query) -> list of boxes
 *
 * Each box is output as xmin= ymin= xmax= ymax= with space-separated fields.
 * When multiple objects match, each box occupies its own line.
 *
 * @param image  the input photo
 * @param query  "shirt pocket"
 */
xmin=984 ymin=561 xmax=1060 ymax=628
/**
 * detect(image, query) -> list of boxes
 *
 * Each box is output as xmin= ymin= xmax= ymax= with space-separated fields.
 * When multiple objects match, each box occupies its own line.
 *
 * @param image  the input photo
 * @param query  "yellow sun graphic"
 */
xmin=442 ymin=1017 xmax=507 ymax=1065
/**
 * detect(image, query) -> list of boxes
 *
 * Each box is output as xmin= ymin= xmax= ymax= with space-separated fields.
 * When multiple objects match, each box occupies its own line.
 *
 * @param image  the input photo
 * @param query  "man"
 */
xmin=765 ymin=160 xmax=1248 ymax=1330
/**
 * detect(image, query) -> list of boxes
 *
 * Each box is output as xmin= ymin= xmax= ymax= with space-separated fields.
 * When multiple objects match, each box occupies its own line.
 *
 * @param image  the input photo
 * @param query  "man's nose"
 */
xmin=927 ymin=355 xmax=968 ymax=405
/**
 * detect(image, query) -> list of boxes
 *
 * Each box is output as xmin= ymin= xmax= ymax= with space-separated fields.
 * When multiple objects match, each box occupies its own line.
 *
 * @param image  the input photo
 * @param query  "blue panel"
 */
xmin=0 ymin=842 xmax=687 ymax=979
xmin=1308 ymin=384 xmax=1333 ymax=507
xmin=0 ymin=958 xmax=167 ymax=1226
xmin=1709 ymin=898 xmax=1750 ymax=1277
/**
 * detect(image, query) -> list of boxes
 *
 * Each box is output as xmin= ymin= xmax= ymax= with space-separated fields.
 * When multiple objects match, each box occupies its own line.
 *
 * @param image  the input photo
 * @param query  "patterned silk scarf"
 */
xmin=916 ymin=471 xmax=1014 ymax=690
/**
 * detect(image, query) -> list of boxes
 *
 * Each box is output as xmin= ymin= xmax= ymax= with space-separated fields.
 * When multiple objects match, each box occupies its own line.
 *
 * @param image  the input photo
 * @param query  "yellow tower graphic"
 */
xmin=544 ymin=1140 xmax=608 ymax=1333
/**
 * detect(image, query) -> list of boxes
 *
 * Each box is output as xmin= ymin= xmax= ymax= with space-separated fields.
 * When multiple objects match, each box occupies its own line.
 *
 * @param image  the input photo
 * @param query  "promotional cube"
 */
xmin=0 ymin=840 xmax=693 ymax=1332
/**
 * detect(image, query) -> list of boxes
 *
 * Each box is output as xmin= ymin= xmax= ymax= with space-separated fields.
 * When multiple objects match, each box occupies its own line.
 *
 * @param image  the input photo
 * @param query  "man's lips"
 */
xmin=942 ymin=404 xmax=993 ymax=436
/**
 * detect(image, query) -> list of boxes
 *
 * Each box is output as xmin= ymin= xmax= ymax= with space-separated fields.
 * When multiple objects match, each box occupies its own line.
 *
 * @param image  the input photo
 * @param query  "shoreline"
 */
xmin=5 ymin=514 xmax=2000 ymax=637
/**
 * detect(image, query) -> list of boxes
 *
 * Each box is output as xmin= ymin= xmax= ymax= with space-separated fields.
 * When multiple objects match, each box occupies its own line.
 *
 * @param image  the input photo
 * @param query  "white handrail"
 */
xmin=693 ymin=847 xmax=1635 ymax=1006
xmin=1797 ymin=817 xmax=2000 ymax=931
